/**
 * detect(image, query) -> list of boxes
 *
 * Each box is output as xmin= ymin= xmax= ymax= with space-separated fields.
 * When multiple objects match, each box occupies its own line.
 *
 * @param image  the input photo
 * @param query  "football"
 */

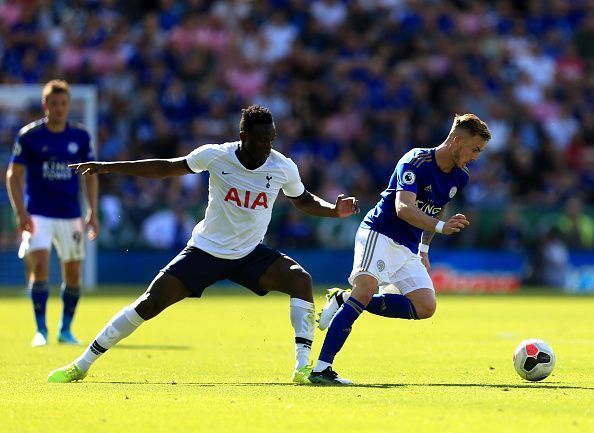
xmin=513 ymin=339 xmax=556 ymax=381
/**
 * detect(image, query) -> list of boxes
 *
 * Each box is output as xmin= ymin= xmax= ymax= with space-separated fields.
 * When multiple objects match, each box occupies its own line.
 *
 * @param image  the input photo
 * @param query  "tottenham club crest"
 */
xmin=449 ymin=186 xmax=458 ymax=198
xmin=67 ymin=142 xmax=79 ymax=154
xmin=376 ymin=259 xmax=386 ymax=272
xmin=402 ymin=170 xmax=416 ymax=185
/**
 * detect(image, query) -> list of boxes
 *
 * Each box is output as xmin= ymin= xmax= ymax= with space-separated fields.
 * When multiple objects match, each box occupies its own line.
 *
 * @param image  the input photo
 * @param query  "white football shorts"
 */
xmin=348 ymin=227 xmax=434 ymax=295
xmin=19 ymin=215 xmax=85 ymax=262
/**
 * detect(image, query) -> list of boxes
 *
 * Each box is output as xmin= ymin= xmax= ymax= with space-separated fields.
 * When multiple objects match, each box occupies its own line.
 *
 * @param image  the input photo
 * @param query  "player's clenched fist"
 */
xmin=441 ymin=213 xmax=470 ymax=235
xmin=334 ymin=194 xmax=360 ymax=218
xmin=69 ymin=162 xmax=109 ymax=175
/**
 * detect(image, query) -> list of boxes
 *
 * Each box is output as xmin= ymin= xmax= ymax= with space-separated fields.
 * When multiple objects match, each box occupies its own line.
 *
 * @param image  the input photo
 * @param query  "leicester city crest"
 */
xmin=68 ymin=142 xmax=79 ymax=154
xmin=449 ymin=186 xmax=458 ymax=198
xmin=376 ymin=259 xmax=386 ymax=272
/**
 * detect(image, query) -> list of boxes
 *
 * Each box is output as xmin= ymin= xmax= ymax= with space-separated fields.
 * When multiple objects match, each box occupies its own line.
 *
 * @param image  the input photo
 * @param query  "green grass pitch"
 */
xmin=1 ymin=287 xmax=593 ymax=433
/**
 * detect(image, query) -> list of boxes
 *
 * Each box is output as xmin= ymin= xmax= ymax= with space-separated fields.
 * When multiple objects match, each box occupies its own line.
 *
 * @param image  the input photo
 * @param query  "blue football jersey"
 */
xmin=362 ymin=148 xmax=469 ymax=253
xmin=10 ymin=119 xmax=94 ymax=218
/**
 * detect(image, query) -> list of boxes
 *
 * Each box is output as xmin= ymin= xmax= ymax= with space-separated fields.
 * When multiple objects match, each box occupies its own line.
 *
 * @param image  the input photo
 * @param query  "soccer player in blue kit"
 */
xmin=308 ymin=114 xmax=491 ymax=384
xmin=6 ymin=80 xmax=99 ymax=347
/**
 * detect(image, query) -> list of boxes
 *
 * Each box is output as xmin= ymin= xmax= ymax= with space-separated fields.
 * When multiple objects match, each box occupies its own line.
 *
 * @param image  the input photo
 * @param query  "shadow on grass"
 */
xmin=113 ymin=344 xmax=192 ymax=351
xmin=87 ymin=381 xmax=594 ymax=390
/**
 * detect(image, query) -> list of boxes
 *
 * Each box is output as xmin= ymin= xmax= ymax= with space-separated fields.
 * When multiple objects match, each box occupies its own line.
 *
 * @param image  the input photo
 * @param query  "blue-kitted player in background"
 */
xmin=6 ymin=80 xmax=99 ymax=347
xmin=309 ymin=114 xmax=491 ymax=385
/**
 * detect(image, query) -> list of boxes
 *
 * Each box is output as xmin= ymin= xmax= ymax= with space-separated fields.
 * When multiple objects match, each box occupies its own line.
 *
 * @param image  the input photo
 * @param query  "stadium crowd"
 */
xmin=1 ymin=0 xmax=593 ymax=257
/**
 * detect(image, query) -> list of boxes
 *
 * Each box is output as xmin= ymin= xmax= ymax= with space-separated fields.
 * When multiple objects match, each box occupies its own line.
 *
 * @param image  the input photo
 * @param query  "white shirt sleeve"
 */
xmin=185 ymin=144 xmax=220 ymax=173
xmin=282 ymin=158 xmax=306 ymax=198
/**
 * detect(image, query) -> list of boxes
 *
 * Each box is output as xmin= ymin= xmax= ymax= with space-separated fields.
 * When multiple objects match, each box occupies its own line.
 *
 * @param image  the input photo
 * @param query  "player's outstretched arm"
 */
xmin=69 ymin=157 xmax=191 ymax=179
xmin=289 ymin=191 xmax=360 ymax=218
xmin=395 ymin=190 xmax=469 ymax=235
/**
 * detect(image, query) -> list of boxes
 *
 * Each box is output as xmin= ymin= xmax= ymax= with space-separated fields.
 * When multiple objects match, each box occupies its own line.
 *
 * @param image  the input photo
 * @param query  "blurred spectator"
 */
xmin=493 ymin=206 xmax=527 ymax=252
xmin=310 ymin=0 xmax=347 ymax=31
xmin=141 ymin=205 xmax=195 ymax=250
xmin=531 ymin=227 xmax=570 ymax=288
xmin=557 ymin=196 xmax=594 ymax=250
xmin=0 ymin=163 xmax=16 ymax=248
xmin=277 ymin=210 xmax=316 ymax=249
xmin=574 ymin=11 xmax=594 ymax=59
xmin=0 ymin=0 xmax=592 ymax=252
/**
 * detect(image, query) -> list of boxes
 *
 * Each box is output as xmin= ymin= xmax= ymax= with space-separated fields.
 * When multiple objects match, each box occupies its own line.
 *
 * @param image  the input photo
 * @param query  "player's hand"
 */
xmin=441 ymin=213 xmax=470 ymax=235
xmin=334 ymin=194 xmax=360 ymax=218
xmin=85 ymin=211 xmax=100 ymax=241
xmin=69 ymin=162 xmax=109 ymax=176
xmin=16 ymin=210 xmax=34 ymax=234
xmin=420 ymin=251 xmax=430 ymax=272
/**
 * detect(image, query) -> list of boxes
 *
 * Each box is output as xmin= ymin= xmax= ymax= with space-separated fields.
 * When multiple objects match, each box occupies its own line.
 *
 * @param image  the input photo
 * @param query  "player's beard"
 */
xmin=240 ymin=143 xmax=268 ymax=168
xmin=452 ymin=147 xmax=462 ymax=168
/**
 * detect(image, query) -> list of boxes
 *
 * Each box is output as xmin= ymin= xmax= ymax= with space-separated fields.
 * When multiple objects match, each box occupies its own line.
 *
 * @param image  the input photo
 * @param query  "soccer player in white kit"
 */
xmin=48 ymin=105 xmax=359 ymax=384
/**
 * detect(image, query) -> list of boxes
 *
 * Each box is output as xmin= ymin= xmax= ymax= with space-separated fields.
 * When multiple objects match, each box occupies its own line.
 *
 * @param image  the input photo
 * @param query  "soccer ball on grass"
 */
xmin=513 ymin=338 xmax=555 ymax=381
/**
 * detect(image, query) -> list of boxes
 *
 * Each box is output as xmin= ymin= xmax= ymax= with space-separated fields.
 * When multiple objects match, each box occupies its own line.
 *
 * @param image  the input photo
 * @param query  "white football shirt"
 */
xmin=185 ymin=141 xmax=305 ymax=259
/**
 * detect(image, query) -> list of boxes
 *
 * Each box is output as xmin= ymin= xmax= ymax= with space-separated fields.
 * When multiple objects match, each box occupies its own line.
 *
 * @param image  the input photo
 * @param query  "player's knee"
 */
xmin=63 ymin=262 xmax=81 ymax=286
xmin=287 ymin=268 xmax=313 ymax=296
xmin=134 ymin=297 xmax=160 ymax=321
xmin=30 ymin=258 xmax=48 ymax=275
xmin=352 ymin=277 xmax=377 ymax=305
xmin=293 ymin=268 xmax=313 ymax=289
xmin=64 ymin=273 xmax=81 ymax=287
xmin=414 ymin=301 xmax=436 ymax=319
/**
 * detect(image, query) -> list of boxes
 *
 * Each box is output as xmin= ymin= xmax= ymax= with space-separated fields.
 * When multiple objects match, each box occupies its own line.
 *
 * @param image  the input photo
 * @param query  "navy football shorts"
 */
xmin=161 ymin=244 xmax=282 ymax=297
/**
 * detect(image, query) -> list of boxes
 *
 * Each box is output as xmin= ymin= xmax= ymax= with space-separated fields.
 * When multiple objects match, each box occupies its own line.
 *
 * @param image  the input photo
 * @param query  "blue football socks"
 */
xmin=366 ymin=293 xmax=419 ymax=319
xmin=60 ymin=284 xmax=80 ymax=332
xmin=30 ymin=281 xmax=49 ymax=333
xmin=318 ymin=297 xmax=366 ymax=365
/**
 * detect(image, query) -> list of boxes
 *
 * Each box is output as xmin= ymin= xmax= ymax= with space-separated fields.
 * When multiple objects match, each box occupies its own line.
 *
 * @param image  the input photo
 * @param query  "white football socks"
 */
xmin=290 ymin=298 xmax=315 ymax=370
xmin=75 ymin=306 xmax=145 ymax=372
xmin=313 ymin=360 xmax=332 ymax=373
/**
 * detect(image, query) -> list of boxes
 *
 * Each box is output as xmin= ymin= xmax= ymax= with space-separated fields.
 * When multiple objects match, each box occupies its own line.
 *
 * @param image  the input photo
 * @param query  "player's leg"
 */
xmin=52 ymin=218 xmax=85 ymax=344
xmin=76 ymin=272 xmax=190 ymax=368
xmin=256 ymin=254 xmax=316 ymax=382
xmin=48 ymin=272 xmax=191 ymax=382
xmin=57 ymin=259 xmax=82 ymax=344
xmin=330 ymin=287 xmax=433 ymax=320
xmin=325 ymin=288 xmax=426 ymax=320
xmin=310 ymin=228 xmax=397 ymax=384
xmin=28 ymin=249 xmax=51 ymax=346
xmin=309 ymin=274 xmax=377 ymax=385
xmin=402 ymin=288 xmax=436 ymax=318
xmin=319 ymin=247 xmax=433 ymax=325
xmin=23 ymin=216 xmax=53 ymax=346
xmin=366 ymin=253 xmax=436 ymax=319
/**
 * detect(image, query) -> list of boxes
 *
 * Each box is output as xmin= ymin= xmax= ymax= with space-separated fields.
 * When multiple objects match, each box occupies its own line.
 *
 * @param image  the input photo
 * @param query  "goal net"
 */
xmin=0 ymin=85 xmax=98 ymax=289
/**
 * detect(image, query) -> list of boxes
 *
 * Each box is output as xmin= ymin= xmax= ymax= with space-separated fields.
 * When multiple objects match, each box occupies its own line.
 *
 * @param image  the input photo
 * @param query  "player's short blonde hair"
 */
xmin=451 ymin=113 xmax=491 ymax=141
xmin=42 ymin=79 xmax=70 ymax=102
